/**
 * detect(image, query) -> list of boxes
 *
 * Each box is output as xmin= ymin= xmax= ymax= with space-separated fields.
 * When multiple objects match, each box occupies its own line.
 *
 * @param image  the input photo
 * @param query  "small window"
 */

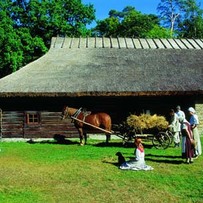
xmin=26 ymin=112 xmax=40 ymax=125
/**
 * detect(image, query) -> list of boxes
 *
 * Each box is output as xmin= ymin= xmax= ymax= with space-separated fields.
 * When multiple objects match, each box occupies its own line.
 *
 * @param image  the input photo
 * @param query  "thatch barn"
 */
xmin=0 ymin=37 xmax=202 ymax=138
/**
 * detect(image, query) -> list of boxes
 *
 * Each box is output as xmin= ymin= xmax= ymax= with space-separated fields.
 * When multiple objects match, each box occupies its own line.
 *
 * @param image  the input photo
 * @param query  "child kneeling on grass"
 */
xmin=119 ymin=138 xmax=153 ymax=171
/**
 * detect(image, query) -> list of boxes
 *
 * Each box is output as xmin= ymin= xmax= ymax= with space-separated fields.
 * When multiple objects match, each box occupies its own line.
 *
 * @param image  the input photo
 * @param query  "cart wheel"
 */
xmin=166 ymin=130 xmax=174 ymax=145
xmin=122 ymin=136 xmax=127 ymax=145
xmin=152 ymin=132 xmax=171 ymax=149
xmin=122 ymin=133 xmax=136 ymax=147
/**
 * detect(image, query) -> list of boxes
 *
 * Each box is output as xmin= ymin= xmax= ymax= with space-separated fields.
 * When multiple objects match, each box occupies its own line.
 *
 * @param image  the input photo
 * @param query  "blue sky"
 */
xmin=82 ymin=0 xmax=161 ymax=20
xmin=82 ymin=0 xmax=203 ymax=27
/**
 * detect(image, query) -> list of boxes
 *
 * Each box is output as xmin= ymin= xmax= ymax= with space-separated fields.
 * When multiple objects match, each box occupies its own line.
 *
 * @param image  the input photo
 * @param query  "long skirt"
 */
xmin=185 ymin=137 xmax=194 ymax=159
xmin=193 ymin=127 xmax=202 ymax=156
xmin=181 ymin=136 xmax=186 ymax=158
xmin=120 ymin=159 xmax=153 ymax=171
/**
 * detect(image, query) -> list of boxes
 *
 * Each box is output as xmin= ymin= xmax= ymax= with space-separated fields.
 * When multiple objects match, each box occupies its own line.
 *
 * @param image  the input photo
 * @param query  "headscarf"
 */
xmin=188 ymin=107 xmax=195 ymax=113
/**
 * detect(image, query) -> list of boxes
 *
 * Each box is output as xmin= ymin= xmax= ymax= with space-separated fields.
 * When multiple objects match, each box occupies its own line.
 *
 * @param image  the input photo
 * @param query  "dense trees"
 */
xmin=157 ymin=0 xmax=203 ymax=37
xmin=93 ymin=6 xmax=170 ymax=38
xmin=0 ymin=0 xmax=95 ymax=77
xmin=0 ymin=0 xmax=203 ymax=78
xmin=0 ymin=1 xmax=23 ymax=76
xmin=180 ymin=0 xmax=203 ymax=37
xmin=94 ymin=0 xmax=203 ymax=38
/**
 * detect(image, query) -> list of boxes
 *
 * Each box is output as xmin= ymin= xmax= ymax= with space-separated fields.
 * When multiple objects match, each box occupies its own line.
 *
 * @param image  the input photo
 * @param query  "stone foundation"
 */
xmin=195 ymin=103 xmax=203 ymax=136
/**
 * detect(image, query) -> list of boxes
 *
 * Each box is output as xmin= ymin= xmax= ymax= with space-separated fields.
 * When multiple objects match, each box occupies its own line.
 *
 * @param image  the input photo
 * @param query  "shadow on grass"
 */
xmin=92 ymin=142 xmax=124 ymax=148
xmin=145 ymin=157 xmax=183 ymax=164
xmin=102 ymin=152 xmax=183 ymax=168
xmin=27 ymin=134 xmax=79 ymax=145
xmin=146 ymin=153 xmax=182 ymax=159
xmin=145 ymin=153 xmax=183 ymax=164
xmin=102 ymin=160 xmax=119 ymax=167
xmin=103 ymin=157 xmax=183 ymax=167
xmin=120 ymin=155 xmax=183 ymax=164
xmin=92 ymin=141 xmax=154 ymax=149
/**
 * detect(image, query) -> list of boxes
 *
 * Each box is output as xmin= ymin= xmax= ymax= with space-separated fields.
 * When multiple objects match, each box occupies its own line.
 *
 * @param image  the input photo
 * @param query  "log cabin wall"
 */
xmin=2 ymin=111 xmax=24 ymax=138
xmin=2 ymin=111 xmax=78 ymax=138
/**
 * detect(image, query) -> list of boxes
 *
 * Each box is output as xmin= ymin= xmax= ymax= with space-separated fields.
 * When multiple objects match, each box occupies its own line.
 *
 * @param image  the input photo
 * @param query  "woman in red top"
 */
xmin=120 ymin=138 xmax=153 ymax=170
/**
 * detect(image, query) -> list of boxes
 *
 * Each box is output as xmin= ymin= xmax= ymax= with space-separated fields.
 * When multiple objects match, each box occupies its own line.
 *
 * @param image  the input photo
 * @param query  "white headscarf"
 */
xmin=188 ymin=107 xmax=195 ymax=113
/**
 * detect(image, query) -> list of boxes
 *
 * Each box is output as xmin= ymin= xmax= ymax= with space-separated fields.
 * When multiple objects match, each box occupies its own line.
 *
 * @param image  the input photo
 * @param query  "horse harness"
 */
xmin=71 ymin=107 xmax=91 ymax=123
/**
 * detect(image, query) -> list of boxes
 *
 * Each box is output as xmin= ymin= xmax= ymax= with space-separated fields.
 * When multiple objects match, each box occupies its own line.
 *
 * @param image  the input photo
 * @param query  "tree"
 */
xmin=179 ymin=0 xmax=203 ymax=38
xmin=146 ymin=25 xmax=171 ymax=38
xmin=0 ymin=0 xmax=95 ymax=77
xmin=157 ymin=0 xmax=185 ymax=37
xmin=119 ymin=11 xmax=161 ymax=37
xmin=93 ymin=6 xmax=169 ymax=38
xmin=0 ymin=2 xmax=23 ymax=76
xmin=157 ymin=0 xmax=203 ymax=38
xmin=13 ymin=0 xmax=95 ymax=46
xmin=94 ymin=17 xmax=120 ymax=37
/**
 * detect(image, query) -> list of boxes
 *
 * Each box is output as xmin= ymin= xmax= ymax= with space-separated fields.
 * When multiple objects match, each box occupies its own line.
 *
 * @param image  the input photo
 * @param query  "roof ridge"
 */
xmin=51 ymin=37 xmax=203 ymax=50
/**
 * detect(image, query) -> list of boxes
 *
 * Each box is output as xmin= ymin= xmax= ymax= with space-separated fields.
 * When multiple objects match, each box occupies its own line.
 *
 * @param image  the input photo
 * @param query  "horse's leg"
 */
xmin=106 ymin=133 xmax=111 ymax=144
xmin=84 ymin=132 xmax=87 ymax=145
xmin=105 ymin=117 xmax=112 ymax=144
xmin=78 ymin=128 xmax=84 ymax=146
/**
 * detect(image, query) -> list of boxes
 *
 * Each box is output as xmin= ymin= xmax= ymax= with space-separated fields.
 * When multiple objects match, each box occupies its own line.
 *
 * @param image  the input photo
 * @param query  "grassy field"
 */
xmin=0 ymin=137 xmax=202 ymax=203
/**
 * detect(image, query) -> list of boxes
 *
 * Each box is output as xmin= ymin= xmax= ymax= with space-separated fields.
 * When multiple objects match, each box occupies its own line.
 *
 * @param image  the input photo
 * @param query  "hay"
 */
xmin=126 ymin=114 xmax=169 ymax=133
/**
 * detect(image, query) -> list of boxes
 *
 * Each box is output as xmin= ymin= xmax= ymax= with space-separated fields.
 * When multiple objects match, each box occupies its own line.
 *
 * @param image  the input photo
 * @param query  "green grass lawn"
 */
xmin=0 ymin=137 xmax=202 ymax=203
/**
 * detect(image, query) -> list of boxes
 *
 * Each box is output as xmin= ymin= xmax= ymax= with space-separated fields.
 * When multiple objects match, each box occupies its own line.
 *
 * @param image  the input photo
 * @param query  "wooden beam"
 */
xmin=71 ymin=116 xmax=113 ymax=134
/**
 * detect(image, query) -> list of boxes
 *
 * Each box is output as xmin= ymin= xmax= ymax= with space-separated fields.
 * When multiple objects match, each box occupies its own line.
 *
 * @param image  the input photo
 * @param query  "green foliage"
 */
xmin=0 ymin=0 xmax=95 ymax=77
xmin=179 ymin=16 xmax=203 ymax=38
xmin=0 ymin=8 xmax=23 ymax=76
xmin=146 ymin=25 xmax=171 ymax=38
xmin=16 ymin=28 xmax=48 ymax=63
xmin=1 ymin=0 xmax=203 ymax=78
xmin=179 ymin=0 xmax=203 ymax=38
xmin=0 ymin=138 xmax=202 ymax=202
xmin=93 ymin=6 xmax=168 ymax=38
xmin=157 ymin=0 xmax=203 ymax=37
xmin=14 ymin=0 xmax=95 ymax=46
xmin=95 ymin=17 xmax=120 ymax=37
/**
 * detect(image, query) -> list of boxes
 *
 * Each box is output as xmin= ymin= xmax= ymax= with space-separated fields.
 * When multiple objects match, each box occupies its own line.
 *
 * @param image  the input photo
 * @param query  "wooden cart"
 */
xmin=112 ymin=123 xmax=173 ymax=149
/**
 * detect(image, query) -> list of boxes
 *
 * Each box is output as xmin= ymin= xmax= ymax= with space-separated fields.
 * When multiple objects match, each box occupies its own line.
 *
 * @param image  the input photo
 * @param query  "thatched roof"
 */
xmin=0 ymin=37 xmax=202 ymax=97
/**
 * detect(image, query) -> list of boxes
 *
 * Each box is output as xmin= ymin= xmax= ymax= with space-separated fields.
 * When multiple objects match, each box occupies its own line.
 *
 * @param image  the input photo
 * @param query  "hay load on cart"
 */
xmin=127 ymin=114 xmax=169 ymax=134
xmin=114 ymin=114 xmax=172 ymax=149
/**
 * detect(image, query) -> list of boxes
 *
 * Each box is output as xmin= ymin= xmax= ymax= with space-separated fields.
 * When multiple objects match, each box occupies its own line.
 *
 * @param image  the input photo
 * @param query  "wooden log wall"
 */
xmin=2 ymin=111 xmax=24 ymax=138
xmin=2 ymin=111 xmax=79 ymax=138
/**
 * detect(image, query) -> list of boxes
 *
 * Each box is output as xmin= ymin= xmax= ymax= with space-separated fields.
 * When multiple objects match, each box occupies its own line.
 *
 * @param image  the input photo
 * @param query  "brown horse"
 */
xmin=61 ymin=106 xmax=112 ymax=145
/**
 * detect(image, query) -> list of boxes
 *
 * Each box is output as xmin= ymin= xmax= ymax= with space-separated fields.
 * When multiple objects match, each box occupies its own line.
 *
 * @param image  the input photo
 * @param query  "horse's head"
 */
xmin=61 ymin=106 xmax=80 ymax=120
xmin=61 ymin=106 xmax=69 ymax=120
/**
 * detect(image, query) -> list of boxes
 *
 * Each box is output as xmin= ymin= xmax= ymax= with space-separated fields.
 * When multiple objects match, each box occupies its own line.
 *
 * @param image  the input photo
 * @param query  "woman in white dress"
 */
xmin=188 ymin=107 xmax=202 ymax=157
xmin=168 ymin=109 xmax=181 ymax=147
xmin=120 ymin=138 xmax=153 ymax=171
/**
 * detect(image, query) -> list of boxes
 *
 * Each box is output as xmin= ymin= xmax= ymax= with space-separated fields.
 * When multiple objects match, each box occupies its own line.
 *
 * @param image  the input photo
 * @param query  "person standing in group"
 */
xmin=179 ymin=117 xmax=194 ymax=163
xmin=168 ymin=109 xmax=180 ymax=147
xmin=176 ymin=106 xmax=187 ymax=158
xmin=188 ymin=107 xmax=202 ymax=158
xmin=176 ymin=105 xmax=186 ymax=137
xmin=176 ymin=105 xmax=185 ymax=121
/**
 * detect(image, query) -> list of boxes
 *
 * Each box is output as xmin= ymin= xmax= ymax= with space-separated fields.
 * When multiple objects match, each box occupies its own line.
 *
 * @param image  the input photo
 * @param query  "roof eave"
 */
xmin=0 ymin=90 xmax=202 ymax=97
